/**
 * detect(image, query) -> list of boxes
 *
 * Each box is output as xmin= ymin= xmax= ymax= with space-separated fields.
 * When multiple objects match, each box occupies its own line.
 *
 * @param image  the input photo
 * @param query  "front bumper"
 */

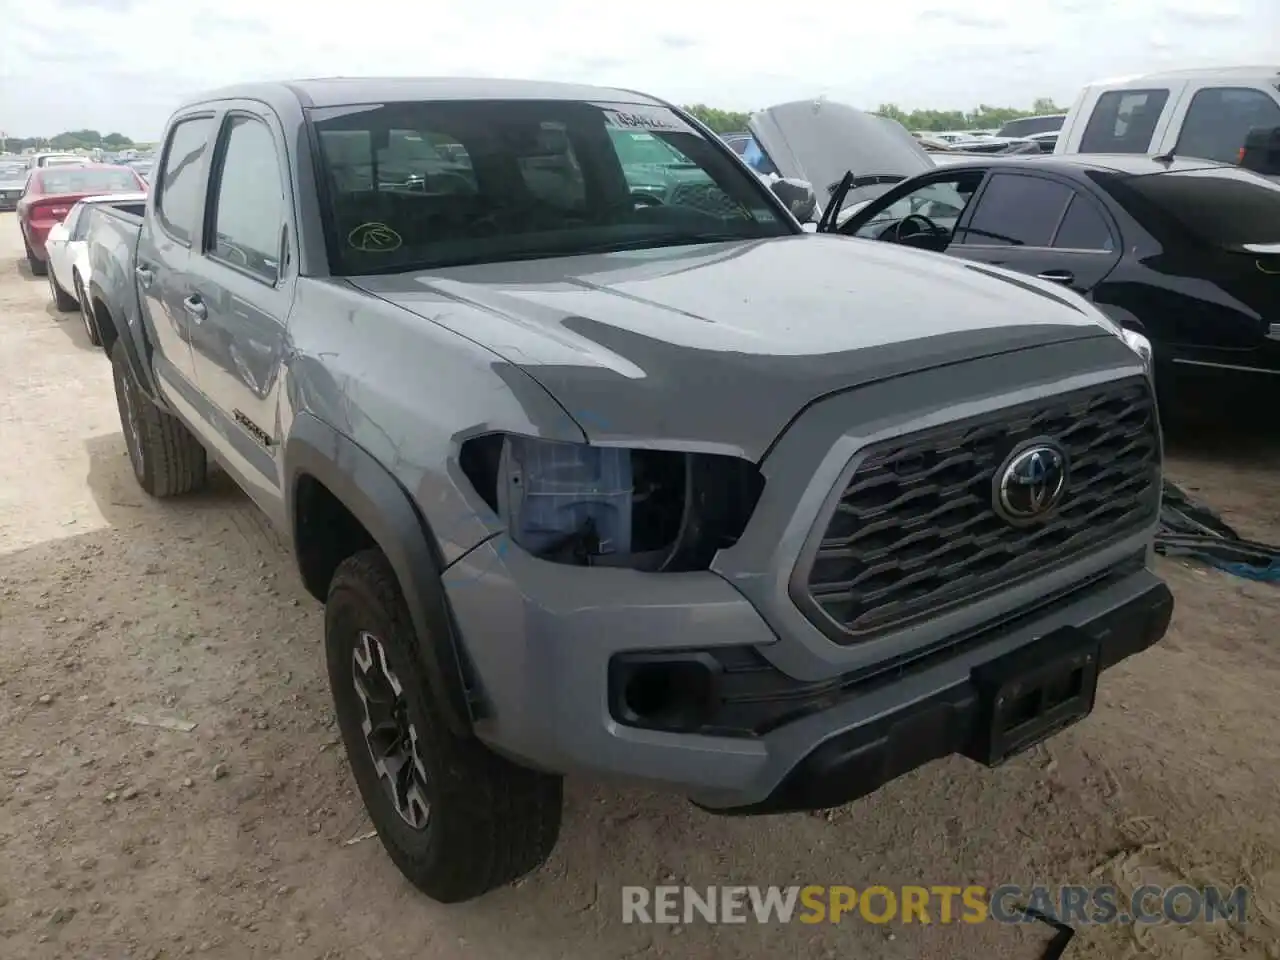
xmin=443 ymin=540 xmax=1171 ymax=810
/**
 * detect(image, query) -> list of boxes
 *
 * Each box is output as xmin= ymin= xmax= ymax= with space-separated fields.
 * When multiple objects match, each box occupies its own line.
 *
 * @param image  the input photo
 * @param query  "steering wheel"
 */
xmin=891 ymin=213 xmax=943 ymax=242
xmin=631 ymin=191 xmax=665 ymax=208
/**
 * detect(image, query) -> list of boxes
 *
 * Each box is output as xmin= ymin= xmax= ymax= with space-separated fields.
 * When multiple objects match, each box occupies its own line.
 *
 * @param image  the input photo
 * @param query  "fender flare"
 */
xmin=285 ymin=412 xmax=475 ymax=736
xmin=87 ymin=279 xmax=168 ymax=405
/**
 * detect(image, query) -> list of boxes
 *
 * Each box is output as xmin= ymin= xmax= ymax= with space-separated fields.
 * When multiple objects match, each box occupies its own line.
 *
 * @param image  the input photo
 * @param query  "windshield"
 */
xmin=1112 ymin=168 xmax=1280 ymax=247
xmin=43 ymin=156 xmax=85 ymax=168
xmin=310 ymin=99 xmax=788 ymax=274
xmin=36 ymin=167 xmax=140 ymax=195
xmin=0 ymin=162 xmax=27 ymax=179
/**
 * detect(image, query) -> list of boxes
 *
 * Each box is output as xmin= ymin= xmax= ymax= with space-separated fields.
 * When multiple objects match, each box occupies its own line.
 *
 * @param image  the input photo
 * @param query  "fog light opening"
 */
xmin=620 ymin=659 xmax=715 ymax=731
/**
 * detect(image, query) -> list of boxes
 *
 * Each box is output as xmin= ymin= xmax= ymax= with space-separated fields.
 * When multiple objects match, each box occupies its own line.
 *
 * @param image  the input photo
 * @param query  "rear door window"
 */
xmin=957 ymin=174 xmax=1073 ymax=246
xmin=1079 ymin=89 xmax=1171 ymax=153
xmin=1175 ymin=87 xmax=1280 ymax=164
xmin=156 ymin=116 xmax=215 ymax=243
xmin=1052 ymin=195 xmax=1115 ymax=251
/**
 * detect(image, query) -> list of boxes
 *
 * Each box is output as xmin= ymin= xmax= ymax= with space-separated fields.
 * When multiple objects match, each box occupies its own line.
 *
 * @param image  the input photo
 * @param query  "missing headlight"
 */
xmin=459 ymin=434 xmax=764 ymax=571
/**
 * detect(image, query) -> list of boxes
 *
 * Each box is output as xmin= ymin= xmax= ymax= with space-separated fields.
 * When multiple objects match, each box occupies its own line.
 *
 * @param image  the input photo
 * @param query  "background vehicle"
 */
xmin=1055 ymin=66 xmax=1280 ymax=164
xmin=16 ymin=164 xmax=146 ymax=275
xmin=822 ymin=154 xmax=1280 ymax=394
xmin=0 ymin=159 xmax=27 ymax=211
xmin=997 ymin=113 xmax=1066 ymax=139
xmin=45 ymin=192 xmax=148 ymax=344
xmin=124 ymin=157 xmax=155 ymax=182
xmin=88 ymin=77 xmax=1169 ymax=905
xmin=28 ymin=152 xmax=86 ymax=169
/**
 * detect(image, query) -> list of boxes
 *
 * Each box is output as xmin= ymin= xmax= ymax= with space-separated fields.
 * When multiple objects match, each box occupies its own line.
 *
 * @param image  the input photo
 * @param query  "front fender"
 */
xmin=284 ymin=412 xmax=476 ymax=736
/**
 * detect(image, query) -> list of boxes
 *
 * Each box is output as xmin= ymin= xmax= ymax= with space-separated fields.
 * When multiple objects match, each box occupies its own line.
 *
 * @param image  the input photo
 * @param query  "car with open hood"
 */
xmin=87 ymin=77 xmax=1170 ymax=904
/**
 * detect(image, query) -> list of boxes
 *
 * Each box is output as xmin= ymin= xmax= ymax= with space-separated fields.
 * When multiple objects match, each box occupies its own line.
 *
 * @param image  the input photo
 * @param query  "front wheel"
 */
xmin=325 ymin=549 xmax=563 ymax=903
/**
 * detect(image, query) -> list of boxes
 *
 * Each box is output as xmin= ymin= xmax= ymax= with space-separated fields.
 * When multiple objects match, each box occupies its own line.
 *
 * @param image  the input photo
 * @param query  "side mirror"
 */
xmin=769 ymin=177 xmax=818 ymax=222
xmin=1240 ymin=126 xmax=1280 ymax=175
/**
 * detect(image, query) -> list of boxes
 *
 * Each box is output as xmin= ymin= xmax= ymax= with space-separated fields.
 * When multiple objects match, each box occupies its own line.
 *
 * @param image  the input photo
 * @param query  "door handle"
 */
xmin=1267 ymin=323 xmax=1280 ymax=342
xmin=134 ymin=264 xmax=154 ymax=288
xmin=1036 ymin=270 xmax=1075 ymax=285
xmin=182 ymin=295 xmax=207 ymax=324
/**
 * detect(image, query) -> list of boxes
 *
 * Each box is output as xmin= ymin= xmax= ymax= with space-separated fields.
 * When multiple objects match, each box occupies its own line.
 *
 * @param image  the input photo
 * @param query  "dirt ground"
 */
xmin=1 ymin=212 xmax=1278 ymax=960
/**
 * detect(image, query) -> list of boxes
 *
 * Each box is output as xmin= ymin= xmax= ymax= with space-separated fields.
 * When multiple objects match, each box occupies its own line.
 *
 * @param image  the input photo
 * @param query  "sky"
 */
xmin=1 ymin=0 xmax=1277 ymax=140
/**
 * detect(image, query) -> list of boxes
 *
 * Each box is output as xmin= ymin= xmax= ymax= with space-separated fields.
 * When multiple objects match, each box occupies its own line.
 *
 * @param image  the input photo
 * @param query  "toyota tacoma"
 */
xmin=84 ymin=78 xmax=1173 ymax=903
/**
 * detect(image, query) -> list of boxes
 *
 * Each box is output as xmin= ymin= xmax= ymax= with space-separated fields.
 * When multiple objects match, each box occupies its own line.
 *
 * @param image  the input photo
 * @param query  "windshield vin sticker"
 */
xmin=597 ymin=105 xmax=695 ymax=135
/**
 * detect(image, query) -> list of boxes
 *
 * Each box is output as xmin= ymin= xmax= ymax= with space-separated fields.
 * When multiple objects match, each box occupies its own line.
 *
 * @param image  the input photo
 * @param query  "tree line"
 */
xmin=682 ymin=98 xmax=1064 ymax=134
xmin=5 ymin=98 xmax=1066 ymax=152
xmin=2 ymin=129 xmax=136 ymax=152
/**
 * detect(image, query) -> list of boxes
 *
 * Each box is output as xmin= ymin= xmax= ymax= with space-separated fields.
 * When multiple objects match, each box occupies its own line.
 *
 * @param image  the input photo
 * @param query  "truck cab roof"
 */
xmin=176 ymin=77 xmax=671 ymax=113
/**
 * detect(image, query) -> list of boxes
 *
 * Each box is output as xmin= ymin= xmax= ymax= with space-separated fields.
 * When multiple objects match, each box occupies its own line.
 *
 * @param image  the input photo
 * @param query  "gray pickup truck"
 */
xmin=86 ymin=78 xmax=1174 ymax=903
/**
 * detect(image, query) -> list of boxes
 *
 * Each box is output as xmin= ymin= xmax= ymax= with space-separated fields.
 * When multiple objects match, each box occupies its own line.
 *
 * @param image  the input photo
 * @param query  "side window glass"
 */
xmin=1176 ymin=87 xmax=1280 ymax=164
xmin=1079 ymin=89 xmax=1170 ymax=153
xmin=209 ymin=117 xmax=286 ymax=284
xmin=1053 ymin=195 xmax=1114 ymax=251
xmin=853 ymin=177 xmax=978 ymax=240
xmin=958 ymin=175 xmax=1073 ymax=247
xmin=156 ymin=117 xmax=214 ymax=243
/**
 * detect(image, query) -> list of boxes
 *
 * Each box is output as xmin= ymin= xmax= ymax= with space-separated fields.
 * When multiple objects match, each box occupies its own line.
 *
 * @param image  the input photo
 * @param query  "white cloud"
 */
xmin=1 ymin=0 xmax=1276 ymax=138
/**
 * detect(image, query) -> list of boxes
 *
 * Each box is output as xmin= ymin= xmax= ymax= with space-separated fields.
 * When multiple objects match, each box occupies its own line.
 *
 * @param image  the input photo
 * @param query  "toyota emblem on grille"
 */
xmin=994 ymin=442 xmax=1068 ymax=524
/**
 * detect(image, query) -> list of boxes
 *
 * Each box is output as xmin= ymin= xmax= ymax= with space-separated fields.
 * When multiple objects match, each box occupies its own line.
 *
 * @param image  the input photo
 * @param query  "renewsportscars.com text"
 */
xmin=621 ymin=884 xmax=1249 ymax=926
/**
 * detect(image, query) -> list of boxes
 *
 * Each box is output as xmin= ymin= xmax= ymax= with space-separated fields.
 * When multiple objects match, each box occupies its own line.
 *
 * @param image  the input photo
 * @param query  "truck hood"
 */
xmin=749 ymin=100 xmax=935 ymax=215
xmin=350 ymin=235 xmax=1112 ymax=460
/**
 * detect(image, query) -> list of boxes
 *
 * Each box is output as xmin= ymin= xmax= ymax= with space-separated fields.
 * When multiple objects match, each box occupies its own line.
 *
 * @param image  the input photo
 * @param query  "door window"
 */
xmin=1052 ymin=195 xmax=1114 ymax=251
xmin=850 ymin=175 xmax=980 ymax=240
xmin=1079 ymin=89 xmax=1170 ymax=153
xmin=1175 ymin=87 xmax=1280 ymax=164
xmin=957 ymin=174 xmax=1073 ymax=247
xmin=156 ymin=116 xmax=215 ymax=243
xmin=208 ymin=116 xmax=287 ymax=284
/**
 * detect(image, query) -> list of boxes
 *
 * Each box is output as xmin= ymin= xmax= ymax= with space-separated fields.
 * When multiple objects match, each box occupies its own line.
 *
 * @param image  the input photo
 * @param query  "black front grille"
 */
xmin=797 ymin=377 xmax=1160 ymax=641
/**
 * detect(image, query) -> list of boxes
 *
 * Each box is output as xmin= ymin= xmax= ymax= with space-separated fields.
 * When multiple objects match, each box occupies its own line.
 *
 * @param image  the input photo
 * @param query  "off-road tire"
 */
xmin=24 ymin=237 xmax=47 ymax=276
xmin=49 ymin=269 xmax=76 ymax=311
xmin=325 ymin=549 xmax=563 ymax=903
xmin=74 ymin=273 xmax=101 ymax=346
xmin=110 ymin=340 xmax=207 ymax=496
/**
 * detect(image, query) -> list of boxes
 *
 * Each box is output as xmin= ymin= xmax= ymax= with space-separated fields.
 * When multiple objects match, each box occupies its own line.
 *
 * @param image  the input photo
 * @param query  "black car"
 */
xmin=821 ymin=154 xmax=1280 ymax=392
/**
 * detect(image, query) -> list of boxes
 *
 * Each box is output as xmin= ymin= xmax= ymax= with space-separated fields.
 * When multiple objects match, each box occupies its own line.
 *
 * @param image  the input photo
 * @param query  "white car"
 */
xmin=45 ymin=192 xmax=147 ymax=345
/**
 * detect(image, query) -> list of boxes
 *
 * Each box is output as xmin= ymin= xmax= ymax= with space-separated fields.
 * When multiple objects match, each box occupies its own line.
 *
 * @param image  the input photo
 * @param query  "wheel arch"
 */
xmin=284 ymin=411 xmax=476 ymax=736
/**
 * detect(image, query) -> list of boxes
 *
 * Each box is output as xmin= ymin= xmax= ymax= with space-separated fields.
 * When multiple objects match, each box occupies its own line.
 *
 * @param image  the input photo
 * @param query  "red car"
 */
xmin=17 ymin=164 xmax=147 ymax=276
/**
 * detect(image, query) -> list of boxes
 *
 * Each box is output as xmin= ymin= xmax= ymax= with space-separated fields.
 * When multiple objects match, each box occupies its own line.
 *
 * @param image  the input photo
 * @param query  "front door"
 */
xmin=186 ymin=107 xmax=296 ymax=525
